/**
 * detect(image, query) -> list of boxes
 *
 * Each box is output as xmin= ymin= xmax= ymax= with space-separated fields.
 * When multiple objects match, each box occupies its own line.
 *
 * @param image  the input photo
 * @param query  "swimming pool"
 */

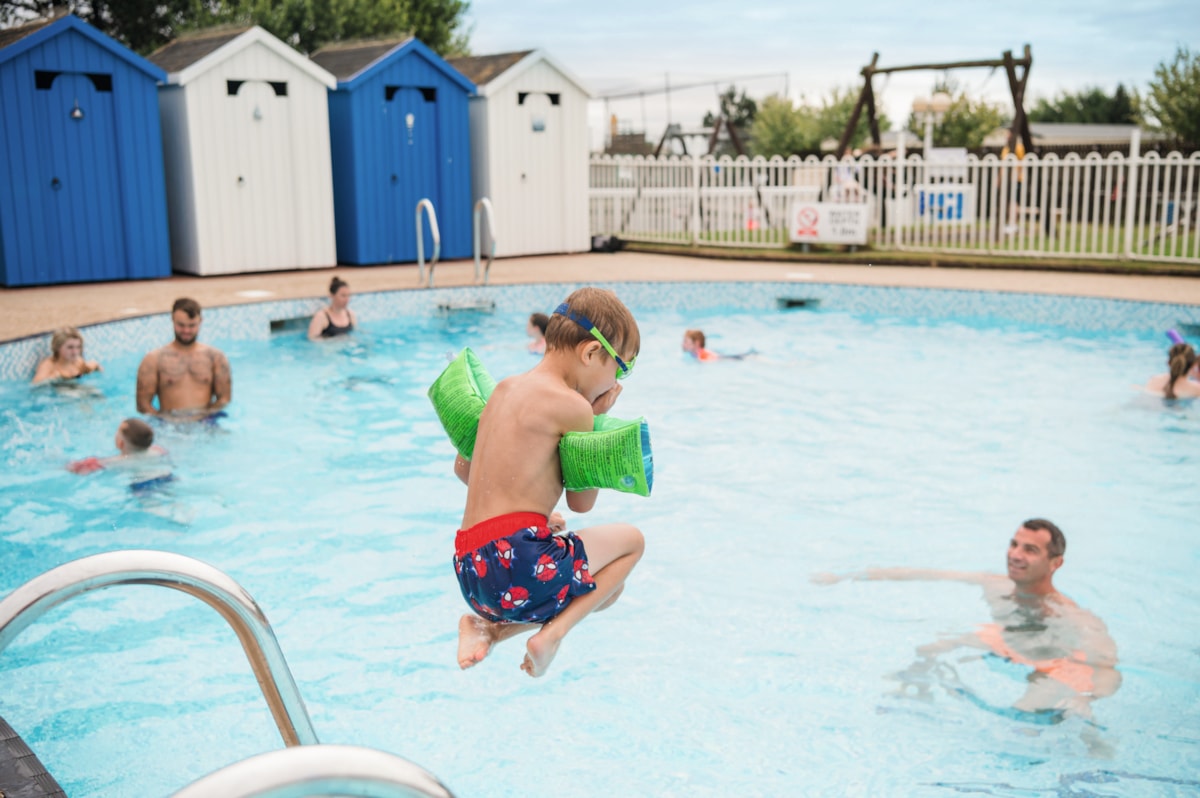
xmin=1 ymin=282 xmax=1198 ymax=797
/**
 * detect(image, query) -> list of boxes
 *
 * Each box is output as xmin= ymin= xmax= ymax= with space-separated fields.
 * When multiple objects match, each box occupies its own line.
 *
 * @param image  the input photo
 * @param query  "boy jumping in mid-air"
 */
xmin=453 ymin=286 xmax=645 ymax=677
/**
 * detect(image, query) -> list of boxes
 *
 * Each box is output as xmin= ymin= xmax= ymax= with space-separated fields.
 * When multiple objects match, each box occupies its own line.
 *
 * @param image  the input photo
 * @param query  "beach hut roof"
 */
xmin=147 ymin=25 xmax=334 ymax=88
xmin=310 ymin=37 xmax=474 ymax=93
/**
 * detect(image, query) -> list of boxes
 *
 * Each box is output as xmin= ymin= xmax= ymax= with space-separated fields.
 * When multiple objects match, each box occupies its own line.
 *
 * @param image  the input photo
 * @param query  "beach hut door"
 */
xmin=34 ymin=71 xmax=127 ymax=281
xmin=384 ymin=85 xmax=440 ymax=261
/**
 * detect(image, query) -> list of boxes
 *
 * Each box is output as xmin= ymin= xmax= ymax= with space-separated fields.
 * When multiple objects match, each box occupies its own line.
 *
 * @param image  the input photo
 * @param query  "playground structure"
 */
xmin=838 ymin=46 xmax=1033 ymax=157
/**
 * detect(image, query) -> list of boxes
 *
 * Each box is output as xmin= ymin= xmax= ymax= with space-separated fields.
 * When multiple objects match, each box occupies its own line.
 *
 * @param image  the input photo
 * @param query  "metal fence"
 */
xmin=589 ymin=145 xmax=1200 ymax=265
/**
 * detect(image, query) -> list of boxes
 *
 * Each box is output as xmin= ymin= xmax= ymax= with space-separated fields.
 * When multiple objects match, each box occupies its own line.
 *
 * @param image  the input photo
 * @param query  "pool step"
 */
xmin=0 ymin=715 xmax=66 ymax=797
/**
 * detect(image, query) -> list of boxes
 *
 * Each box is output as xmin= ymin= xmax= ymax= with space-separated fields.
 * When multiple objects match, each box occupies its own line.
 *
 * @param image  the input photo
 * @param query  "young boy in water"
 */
xmin=453 ymin=287 xmax=645 ymax=677
xmin=67 ymin=418 xmax=172 ymax=492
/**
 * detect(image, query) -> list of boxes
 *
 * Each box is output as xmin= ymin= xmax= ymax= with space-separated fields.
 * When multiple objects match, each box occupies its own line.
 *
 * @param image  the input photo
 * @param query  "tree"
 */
xmin=813 ymin=85 xmax=891 ymax=152
xmin=702 ymin=85 xmax=757 ymax=130
xmin=1143 ymin=45 xmax=1200 ymax=144
xmin=0 ymin=0 xmax=473 ymax=56
xmin=1028 ymin=85 xmax=1139 ymax=124
xmin=906 ymin=83 xmax=1005 ymax=149
xmin=750 ymin=94 xmax=818 ymax=157
xmin=702 ymin=84 xmax=757 ymax=155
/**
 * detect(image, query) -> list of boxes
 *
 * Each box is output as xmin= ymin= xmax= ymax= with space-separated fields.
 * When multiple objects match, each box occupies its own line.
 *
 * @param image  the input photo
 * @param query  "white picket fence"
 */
xmin=589 ymin=147 xmax=1200 ymax=265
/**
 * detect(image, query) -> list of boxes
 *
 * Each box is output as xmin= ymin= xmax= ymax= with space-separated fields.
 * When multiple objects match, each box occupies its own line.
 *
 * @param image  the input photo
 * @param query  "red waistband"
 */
xmin=455 ymin=512 xmax=548 ymax=557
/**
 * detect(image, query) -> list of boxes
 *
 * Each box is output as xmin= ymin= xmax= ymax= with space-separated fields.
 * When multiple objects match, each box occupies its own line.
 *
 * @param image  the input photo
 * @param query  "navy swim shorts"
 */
xmin=453 ymin=511 xmax=596 ymax=624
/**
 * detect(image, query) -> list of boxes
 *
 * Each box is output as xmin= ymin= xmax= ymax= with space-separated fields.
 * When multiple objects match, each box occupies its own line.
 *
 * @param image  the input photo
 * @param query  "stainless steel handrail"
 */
xmin=0 ymin=550 xmax=318 ymax=747
xmin=472 ymin=197 xmax=496 ymax=284
xmin=415 ymin=198 xmax=441 ymax=288
xmin=170 ymin=745 xmax=454 ymax=798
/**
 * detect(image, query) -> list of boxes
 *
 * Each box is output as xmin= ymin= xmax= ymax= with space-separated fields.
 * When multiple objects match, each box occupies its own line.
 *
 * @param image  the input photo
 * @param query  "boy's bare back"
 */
xmin=460 ymin=361 xmax=594 ymax=530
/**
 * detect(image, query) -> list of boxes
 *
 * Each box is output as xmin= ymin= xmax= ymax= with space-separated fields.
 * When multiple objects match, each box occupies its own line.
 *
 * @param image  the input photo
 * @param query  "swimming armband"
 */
xmin=428 ymin=348 xmax=653 ymax=496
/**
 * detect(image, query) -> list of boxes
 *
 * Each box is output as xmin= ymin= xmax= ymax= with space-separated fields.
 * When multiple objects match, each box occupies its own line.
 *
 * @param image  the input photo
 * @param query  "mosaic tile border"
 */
xmin=3 ymin=281 xmax=1198 ymax=381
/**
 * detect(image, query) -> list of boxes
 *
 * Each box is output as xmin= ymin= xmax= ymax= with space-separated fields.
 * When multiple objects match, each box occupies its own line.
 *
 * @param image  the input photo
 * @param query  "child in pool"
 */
xmin=453 ymin=287 xmax=645 ymax=677
xmin=68 ymin=418 xmax=172 ymax=489
xmin=682 ymin=329 xmax=755 ymax=361
xmin=526 ymin=312 xmax=549 ymax=354
xmin=1144 ymin=343 xmax=1200 ymax=399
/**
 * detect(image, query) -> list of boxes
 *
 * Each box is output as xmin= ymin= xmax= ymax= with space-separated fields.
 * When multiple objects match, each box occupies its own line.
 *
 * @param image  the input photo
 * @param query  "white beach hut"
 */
xmin=448 ymin=50 xmax=590 ymax=257
xmin=149 ymin=27 xmax=337 ymax=275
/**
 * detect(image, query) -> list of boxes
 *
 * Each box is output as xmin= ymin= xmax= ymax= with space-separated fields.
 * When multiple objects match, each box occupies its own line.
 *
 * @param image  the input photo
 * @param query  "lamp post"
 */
xmin=911 ymin=91 xmax=952 ymax=153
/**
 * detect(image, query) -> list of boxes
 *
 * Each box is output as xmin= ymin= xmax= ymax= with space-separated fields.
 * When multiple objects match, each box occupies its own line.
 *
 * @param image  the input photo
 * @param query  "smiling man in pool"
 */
xmin=814 ymin=519 xmax=1121 ymax=722
xmin=136 ymin=297 xmax=231 ymax=422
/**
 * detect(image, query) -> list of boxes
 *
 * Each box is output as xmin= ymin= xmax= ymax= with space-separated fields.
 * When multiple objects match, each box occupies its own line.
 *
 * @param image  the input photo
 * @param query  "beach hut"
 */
xmin=448 ymin=50 xmax=591 ymax=257
xmin=310 ymin=38 xmax=474 ymax=265
xmin=148 ymin=26 xmax=337 ymax=275
xmin=0 ymin=14 xmax=171 ymax=287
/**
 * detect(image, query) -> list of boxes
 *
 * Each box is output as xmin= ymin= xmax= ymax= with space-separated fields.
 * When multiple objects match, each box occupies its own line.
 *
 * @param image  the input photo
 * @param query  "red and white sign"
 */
xmin=788 ymin=202 xmax=869 ymax=245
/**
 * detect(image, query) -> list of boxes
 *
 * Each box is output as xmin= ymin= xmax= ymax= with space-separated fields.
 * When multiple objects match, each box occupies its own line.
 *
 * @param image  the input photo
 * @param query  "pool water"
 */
xmin=1 ymin=289 xmax=1198 ymax=797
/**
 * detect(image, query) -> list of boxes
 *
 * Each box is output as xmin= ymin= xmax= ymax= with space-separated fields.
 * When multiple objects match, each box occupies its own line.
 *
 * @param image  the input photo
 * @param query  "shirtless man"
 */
xmin=815 ymin=519 xmax=1120 ymax=720
xmin=136 ymin=298 xmax=231 ymax=420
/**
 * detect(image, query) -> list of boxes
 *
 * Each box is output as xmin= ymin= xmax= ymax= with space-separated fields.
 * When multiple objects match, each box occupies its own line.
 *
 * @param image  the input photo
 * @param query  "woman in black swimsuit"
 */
xmin=307 ymin=277 xmax=358 ymax=340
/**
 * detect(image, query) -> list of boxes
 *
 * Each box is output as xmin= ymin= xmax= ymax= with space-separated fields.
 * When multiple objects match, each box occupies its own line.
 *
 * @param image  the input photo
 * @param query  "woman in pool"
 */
xmin=32 ymin=326 xmax=102 ymax=383
xmin=307 ymin=277 xmax=357 ymax=340
xmin=1145 ymin=343 xmax=1200 ymax=399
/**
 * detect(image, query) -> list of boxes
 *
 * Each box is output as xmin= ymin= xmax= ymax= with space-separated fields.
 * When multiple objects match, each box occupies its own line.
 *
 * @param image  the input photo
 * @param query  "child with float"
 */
xmin=428 ymin=287 xmax=652 ymax=677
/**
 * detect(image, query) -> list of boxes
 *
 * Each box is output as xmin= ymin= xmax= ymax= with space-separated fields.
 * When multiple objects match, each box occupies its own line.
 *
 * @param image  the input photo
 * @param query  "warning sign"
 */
xmin=788 ymin=202 xmax=869 ymax=245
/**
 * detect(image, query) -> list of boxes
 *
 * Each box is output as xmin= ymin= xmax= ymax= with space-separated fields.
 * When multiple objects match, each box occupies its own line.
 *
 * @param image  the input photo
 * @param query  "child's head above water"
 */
xmin=546 ymin=287 xmax=641 ymax=371
xmin=683 ymin=329 xmax=706 ymax=352
xmin=117 ymin=418 xmax=155 ymax=454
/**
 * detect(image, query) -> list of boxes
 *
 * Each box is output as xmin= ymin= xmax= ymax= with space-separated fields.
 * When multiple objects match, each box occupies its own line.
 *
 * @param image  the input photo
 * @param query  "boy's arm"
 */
xmin=454 ymin=453 xmax=471 ymax=485
xmin=565 ymin=488 xmax=598 ymax=513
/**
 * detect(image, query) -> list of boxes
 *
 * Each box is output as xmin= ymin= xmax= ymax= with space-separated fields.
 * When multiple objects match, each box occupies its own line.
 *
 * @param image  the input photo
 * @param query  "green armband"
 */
xmin=428 ymin=349 xmax=654 ymax=496
xmin=561 ymin=414 xmax=654 ymax=496
xmin=427 ymin=347 xmax=495 ymax=459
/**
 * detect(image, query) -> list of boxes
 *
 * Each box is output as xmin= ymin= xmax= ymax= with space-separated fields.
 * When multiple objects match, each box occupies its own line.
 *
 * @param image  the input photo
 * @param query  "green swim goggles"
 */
xmin=554 ymin=303 xmax=636 ymax=379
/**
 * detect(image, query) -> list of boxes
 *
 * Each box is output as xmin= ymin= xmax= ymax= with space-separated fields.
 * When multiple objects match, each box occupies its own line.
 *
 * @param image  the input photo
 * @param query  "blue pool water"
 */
xmin=1 ymin=283 xmax=1199 ymax=797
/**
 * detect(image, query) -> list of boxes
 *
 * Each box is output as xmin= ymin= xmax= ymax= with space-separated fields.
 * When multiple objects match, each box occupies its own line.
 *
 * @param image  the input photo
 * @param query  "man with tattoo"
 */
xmin=136 ymin=298 xmax=231 ymax=421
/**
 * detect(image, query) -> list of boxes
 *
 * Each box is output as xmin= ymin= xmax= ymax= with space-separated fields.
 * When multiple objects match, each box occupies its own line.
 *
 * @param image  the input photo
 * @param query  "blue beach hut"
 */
xmin=0 ymin=14 xmax=171 ymax=286
xmin=310 ymin=38 xmax=474 ymax=265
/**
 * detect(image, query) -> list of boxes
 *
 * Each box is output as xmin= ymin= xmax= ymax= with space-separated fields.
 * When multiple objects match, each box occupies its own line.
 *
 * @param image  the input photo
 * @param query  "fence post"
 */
xmin=1122 ymin=128 xmax=1141 ymax=259
xmin=690 ymin=157 xmax=701 ymax=246
xmin=895 ymin=130 xmax=907 ymax=248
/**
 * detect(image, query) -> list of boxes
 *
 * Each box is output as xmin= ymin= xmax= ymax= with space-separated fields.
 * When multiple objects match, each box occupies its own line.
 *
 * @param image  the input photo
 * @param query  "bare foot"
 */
xmin=457 ymin=614 xmax=498 ymax=669
xmin=521 ymin=626 xmax=563 ymax=677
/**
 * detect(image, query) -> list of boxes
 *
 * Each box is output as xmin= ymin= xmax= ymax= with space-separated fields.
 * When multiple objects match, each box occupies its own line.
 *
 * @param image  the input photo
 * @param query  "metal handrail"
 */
xmin=0 ymin=550 xmax=318 ymax=747
xmin=472 ymin=197 xmax=496 ymax=284
xmin=170 ymin=745 xmax=454 ymax=798
xmin=415 ymin=198 xmax=441 ymax=288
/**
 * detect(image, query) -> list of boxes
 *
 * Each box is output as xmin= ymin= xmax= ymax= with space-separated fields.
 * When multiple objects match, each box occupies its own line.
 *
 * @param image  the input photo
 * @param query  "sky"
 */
xmin=464 ymin=0 xmax=1198 ymax=151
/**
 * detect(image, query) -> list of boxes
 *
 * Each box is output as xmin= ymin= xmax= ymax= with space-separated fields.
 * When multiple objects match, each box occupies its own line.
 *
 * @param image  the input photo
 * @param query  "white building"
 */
xmin=449 ymin=50 xmax=591 ymax=258
xmin=149 ymin=27 xmax=337 ymax=275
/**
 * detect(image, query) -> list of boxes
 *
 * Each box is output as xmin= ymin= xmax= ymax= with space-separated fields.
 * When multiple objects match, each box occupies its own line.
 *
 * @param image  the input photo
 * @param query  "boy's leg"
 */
xmin=458 ymin=615 xmax=537 ymax=669
xmin=522 ymin=522 xmax=644 ymax=677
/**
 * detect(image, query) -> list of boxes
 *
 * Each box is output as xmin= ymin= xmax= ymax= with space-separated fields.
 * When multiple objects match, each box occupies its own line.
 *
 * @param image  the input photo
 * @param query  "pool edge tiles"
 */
xmin=1 ymin=281 xmax=1198 ymax=380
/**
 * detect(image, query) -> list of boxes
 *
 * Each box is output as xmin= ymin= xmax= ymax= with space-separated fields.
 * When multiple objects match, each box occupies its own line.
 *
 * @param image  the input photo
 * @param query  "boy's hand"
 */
xmin=591 ymin=383 xmax=621 ymax=416
xmin=548 ymin=511 xmax=566 ymax=533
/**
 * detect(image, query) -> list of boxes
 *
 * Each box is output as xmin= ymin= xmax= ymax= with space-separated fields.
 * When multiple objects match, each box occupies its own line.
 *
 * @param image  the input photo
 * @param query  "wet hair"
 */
xmin=544 ymin=287 xmax=640 ymax=362
xmin=529 ymin=312 xmax=550 ymax=335
xmin=49 ymin=326 xmax=83 ymax=359
xmin=330 ymin=277 xmax=349 ymax=295
xmin=120 ymin=418 xmax=155 ymax=451
xmin=1165 ymin=343 xmax=1196 ymax=400
xmin=1021 ymin=518 xmax=1065 ymax=559
xmin=172 ymin=297 xmax=202 ymax=318
xmin=684 ymin=329 xmax=706 ymax=348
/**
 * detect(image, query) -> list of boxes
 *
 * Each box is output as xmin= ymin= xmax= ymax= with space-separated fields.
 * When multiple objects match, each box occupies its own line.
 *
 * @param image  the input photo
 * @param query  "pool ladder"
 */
xmin=416 ymin=198 xmax=441 ymax=288
xmin=0 ymin=550 xmax=454 ymax=798
xmin=416 ymin=197 xmax=499 ymax=289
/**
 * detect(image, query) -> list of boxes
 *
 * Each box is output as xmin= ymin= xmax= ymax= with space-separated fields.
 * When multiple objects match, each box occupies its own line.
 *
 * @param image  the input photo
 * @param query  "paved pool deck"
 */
xmin=2 ymin=251 xmax=1199 ymax=342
